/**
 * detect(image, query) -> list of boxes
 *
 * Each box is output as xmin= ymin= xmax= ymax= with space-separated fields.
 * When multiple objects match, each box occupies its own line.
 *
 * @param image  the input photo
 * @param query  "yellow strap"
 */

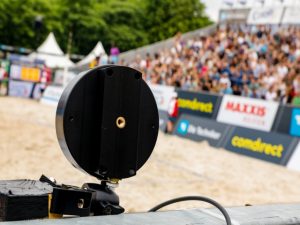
xmin=48 ymin=194 xmax=63 ymax=219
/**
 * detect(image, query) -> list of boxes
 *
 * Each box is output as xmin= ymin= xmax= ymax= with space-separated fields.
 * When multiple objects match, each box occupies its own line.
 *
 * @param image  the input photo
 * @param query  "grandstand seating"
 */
xmin=122 ymin=25 xmax=300 ymax=106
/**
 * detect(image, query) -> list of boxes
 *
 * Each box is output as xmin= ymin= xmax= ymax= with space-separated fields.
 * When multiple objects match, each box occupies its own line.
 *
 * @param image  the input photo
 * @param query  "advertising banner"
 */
xmin=287 ymin=141 xmax=300 ymax=172
xmin=273 ymin=105 xmax=300 ymax=137
xmin=282 ymin=7 xmax=300 ymax=24
xmin=8 ymin=80 xmax=34 ymax=98
xmin=174 ymin=114 xmax=231 ymax=147
xmin=10 ymin=64 xmax=22 ymax=80
xmin=217 ymin=95 xmax=279 ymax=131
xmin=177 ymin=90 xmax=220 ymax=119
xmin=54 ymin=69 xmax=76 ymax=86
xmin=224 ymin=127 xmax=296 ymax=165
xmin=40 ymin=85 xmax=64 ymax=106
xmin=272 ymin=105 xmax=290 ymax=134
xmin=290 ymin=108 xmax=300 ymax=137
xmin=247 ymin=7 xmax=283 ymax=24
xmin=20 ymin=67 xmax=41 ymax=82
xmin=219 ymin=9 xmax=250 ymax=23
xmin=148 ymin=83 xmax=176 ymax=112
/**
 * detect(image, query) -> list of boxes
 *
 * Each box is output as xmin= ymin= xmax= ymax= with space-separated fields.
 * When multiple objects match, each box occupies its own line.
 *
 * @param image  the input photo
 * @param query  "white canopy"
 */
xmin=76 ymin=41 xmax=106 ymax=66
xmin=37 ymin=32 xmax=64 ymax=55
xmin=29 ymin=32 xmax=74 ymax=68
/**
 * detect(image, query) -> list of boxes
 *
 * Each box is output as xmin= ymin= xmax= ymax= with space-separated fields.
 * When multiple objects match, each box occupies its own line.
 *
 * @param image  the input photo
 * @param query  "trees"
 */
xmin=96 ymin=0 xmax=149 ymax=51
xmin=0 ymin=0 xmax=61 ymax=48
xmin=0 ymin=0 xmax=211 ymax=54
xmin=145 ymin=0 xmax=211 ymax=43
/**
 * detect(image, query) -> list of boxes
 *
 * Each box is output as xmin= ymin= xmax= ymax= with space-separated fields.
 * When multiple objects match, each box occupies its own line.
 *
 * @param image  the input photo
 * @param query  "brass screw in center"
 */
xmin=116 ymin=116 xmax=126 ymax=129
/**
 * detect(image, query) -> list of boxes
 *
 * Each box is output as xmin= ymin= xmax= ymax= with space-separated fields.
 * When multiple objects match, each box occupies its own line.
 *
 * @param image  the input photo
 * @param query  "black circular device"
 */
xmin=56 ymin=65 xmax=159 ymax=181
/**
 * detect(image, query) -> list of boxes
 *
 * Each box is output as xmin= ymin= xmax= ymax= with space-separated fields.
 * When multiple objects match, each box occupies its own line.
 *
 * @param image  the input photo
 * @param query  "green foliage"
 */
xmin=97 ymin=0 xmax=149 ymax=51
xmin=145 ymin=0 xmax=212 ymax=43
xmin=0 ymin=0 xmax=211 ymax=54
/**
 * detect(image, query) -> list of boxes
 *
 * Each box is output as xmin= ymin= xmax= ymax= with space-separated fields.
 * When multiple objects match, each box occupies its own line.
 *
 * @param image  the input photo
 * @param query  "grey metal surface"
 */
xmin=2 ymin=203 xmax=300 ymax=225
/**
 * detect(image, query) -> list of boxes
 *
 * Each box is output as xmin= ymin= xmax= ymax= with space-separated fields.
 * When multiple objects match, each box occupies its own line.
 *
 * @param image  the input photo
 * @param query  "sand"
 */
xmin=0 ymin=96 xmax=300 ymax=212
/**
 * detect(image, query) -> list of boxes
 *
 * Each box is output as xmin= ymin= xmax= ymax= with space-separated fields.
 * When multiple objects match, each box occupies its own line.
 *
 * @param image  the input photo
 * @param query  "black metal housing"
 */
xmin=56 ymin=65 xmax=159 ymax=180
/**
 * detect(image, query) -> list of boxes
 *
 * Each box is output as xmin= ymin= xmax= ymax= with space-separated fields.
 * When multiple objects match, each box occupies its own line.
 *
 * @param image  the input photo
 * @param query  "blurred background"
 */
xmin=0 ymin=0 xmax=210 ymax=56
xmin=0 ymin=0 xmax=300 ymax=213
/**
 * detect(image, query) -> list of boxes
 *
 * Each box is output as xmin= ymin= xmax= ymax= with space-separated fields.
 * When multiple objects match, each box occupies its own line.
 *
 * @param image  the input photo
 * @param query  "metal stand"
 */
xmin=54 ymin=65 xmax=158 ymax=218
xmin=83 ymin=182 xmax=124 ymax=216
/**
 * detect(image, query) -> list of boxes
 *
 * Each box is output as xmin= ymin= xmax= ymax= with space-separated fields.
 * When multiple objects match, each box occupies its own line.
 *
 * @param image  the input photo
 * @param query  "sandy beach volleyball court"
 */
xmin=0 ymin=97 xmax=300 ymax=212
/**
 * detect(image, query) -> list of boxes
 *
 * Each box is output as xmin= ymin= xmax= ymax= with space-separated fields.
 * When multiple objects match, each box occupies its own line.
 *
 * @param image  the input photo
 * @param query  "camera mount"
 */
xmin=54 ymin=65 xmax=159 ymax=216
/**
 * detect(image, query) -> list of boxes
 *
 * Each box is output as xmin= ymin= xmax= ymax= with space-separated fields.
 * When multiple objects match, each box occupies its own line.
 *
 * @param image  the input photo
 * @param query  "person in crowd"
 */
xmin=220 ymin=83 xmax=233 ymax=95
xmin=89 ymin=56 xmax=100 ymax=68
xmin=110 ymin=43 xmax=120 ymax=64
xmin=294 ymin=75 xmax=300 ymax=96
xmin=232 ymin=84 xmax=241 ymax=96
xmin=265 ymin=85 xmax=278 ymax=101
xmin=166 ymin=93 xmax=179 ymax=134
xmin=121 ymin=25 xmax=300 ymax=103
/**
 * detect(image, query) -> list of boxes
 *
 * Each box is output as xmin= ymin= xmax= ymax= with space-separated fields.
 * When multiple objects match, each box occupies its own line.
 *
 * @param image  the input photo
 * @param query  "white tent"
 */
xmin=76 ymin=41 xmax=106 ymax=66
xmin=29 ymin=32 xmax=74 ymax=68
xmin=36 ymin=32 xmax=64 ymax=55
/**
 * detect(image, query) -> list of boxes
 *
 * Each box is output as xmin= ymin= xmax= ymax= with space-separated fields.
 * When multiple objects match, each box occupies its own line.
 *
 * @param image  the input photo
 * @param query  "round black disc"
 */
xmin=56 ymin=65 xmax=159 ymax=180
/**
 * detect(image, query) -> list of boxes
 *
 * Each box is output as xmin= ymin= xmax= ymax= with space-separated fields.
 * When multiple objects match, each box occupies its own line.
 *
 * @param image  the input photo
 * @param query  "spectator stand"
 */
xmin=123 ymin=23 xmax=300 ymax=107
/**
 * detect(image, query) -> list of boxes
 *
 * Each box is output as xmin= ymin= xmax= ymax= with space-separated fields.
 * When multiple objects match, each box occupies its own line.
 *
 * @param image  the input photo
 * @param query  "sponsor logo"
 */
xmin=231 ymin=136 xmax=284 ymax=158
xmin=296 ymin=115 xmax=300 ymax=125
xmin=21 ymin=67 xmax=41 ymax=82
xmin=178 ymin=98 xmax=213 ymax=113
xmin=177 ymin=119 xmax=221 ymax=140
xmin=177 ymin=120 xmax=189 ymax=135
xmin=225 ymin=102 xmax=266 ymax=117
xmin=290 ymin=109 xmax=300 ymax=137
xmin=217 ymin=95 xmax=278 ymax=131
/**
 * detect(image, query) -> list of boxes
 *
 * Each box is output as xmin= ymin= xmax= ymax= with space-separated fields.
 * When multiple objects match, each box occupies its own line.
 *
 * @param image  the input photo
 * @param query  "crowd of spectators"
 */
xmin=125 ymin=25 xmax=300 ymax=105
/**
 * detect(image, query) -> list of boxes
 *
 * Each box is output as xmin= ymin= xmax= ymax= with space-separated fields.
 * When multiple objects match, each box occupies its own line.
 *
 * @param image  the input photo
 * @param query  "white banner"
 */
xmin=8 ymin=80 xmax=34 ymax=98
xmin=53 ymin=69 xmax=76 ymax=86
xmin=217 ymin=95 xmax=279 ymax=131
xmin=287 ymin=141 xmax=300 ymax=172
xmin=282 ymin=7 xmax=300 ymax=24
xmin=148 ymin=83 xmax=176 ymax=111
xmin=10 ymin=64 xmax=22 ymax=80
xmin=247 ymin=7 xmax=283 ymax=24
xmin=40 ymin=85 xmax=64 ymax=106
